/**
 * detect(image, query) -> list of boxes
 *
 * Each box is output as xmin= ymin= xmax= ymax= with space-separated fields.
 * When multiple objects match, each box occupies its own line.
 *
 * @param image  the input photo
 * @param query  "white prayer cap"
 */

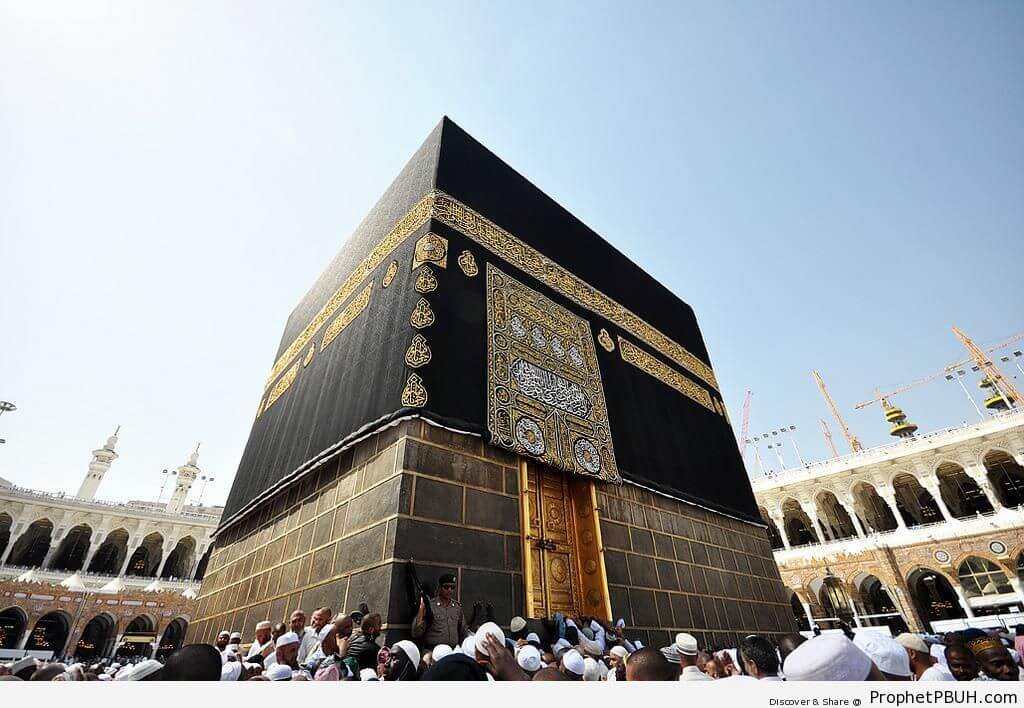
xmin=660 ymin=645 xmax=681 ymax=664
xmin=565 ymin=618 xmax=577 ymax=629
xmin=526 ymin=632 xmax=541 ymax=645
xmin=221 ymin=662 xmax=242 ymax=681
xmin=784 ymin=634 xmax=873 ymax=681
xmin=217 ymin=630 xmax=230 ymax=637
xmin=552 ymin=638 xmax=572 ymax=657
xmin=930 ymin=643 xmax=948 ymax=667
xmin=461 ymin=635 xmax=477 ymax=656
xmin=583 ymin=657 xmax=607 ymax=681
xmin=562 ymin=649 xmax=585 ymax=676
xmin=229 ymin=631 xmax=242 ymax=641
xmin=432 ymin=644 xmax=453 ymax=661
xmin=854 ymin=632 xmax=911 ymax=677
xmin=609 ymin=645 xmax=629 ymax=659
xmin=359 ymin=668 xmax=378 ymax=681
xmin=255 ymin=620 xmax=272 ymax=630
xmin=475 ymin=622 xmax=505 ymax=656
xmin=267 ymin=664 xmax=293 ymax=681
xmin=393 ymin=640 xmax=421 ymax=669
xmin=895 ymin=633 xmax=929 ymax=654
xmin=517 ymin=645 xmax=541 ymax=672
xmin=675 ymin=632 xmax=698 ymax=656
xmin=510 ymin=616 xmax=527 ymax=633
xmin=275 ymin=631 xmax=300 ymax=648
xmin=97 ymin=674 xmax=112 ymax=681
xmin=117 ymin=659 xmax=163 ymax=681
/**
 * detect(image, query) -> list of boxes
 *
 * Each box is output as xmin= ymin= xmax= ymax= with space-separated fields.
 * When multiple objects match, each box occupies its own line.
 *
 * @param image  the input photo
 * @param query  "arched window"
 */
xmin=50 ymin=524 xmax=93 ymax=571
xmin=8 ymin=519 xmax=54 ymax=567
xmin=983 ymin=451 xmax=1024 ymax=508
xmin=26 ymin=611 xmax=71 ymax=655
xmin=936 ymin=462 xmax=993 ymax=518
xmin=957 ymin=556 xmax=1012 ymax=598
xmin=908 ymin=568 xmax=964 ymax=630
xmin=892 ymin=475 xmax=941 ymax=527
xmin=0 ymin=607 xmax=27 ymax=649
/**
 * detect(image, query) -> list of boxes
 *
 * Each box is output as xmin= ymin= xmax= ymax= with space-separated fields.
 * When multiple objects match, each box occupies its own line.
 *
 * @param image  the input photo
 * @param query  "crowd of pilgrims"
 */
xmin=2 ymin=572 xmax=1023 ymax=682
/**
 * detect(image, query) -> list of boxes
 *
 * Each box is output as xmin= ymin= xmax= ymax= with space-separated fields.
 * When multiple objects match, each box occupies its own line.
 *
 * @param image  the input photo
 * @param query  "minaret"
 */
xmin=166 ymin=444 xmax=201 ymax=514
xmin=76 ymin=426 xmax=119 ymax=500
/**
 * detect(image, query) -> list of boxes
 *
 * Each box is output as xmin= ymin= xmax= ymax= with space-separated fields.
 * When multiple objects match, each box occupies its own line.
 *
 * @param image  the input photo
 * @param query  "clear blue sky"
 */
xmin=1 ymin=1 xmax=1021 ymax=504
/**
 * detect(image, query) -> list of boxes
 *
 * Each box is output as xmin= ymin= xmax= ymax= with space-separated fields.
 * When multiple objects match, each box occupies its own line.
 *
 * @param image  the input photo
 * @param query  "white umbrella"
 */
xmin=60 ymin=572 xmax=88 ymax=592
xmin=100 ymin=577 xmax=126 ymax=593
xmin=181 ymin=586 xmax=198 ymax=599
xmin=143 ymin=578 xmax=163 ymax=593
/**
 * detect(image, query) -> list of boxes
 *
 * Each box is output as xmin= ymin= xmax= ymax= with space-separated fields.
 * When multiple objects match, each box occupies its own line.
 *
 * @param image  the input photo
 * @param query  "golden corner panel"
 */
xmin=412 ymin=232 xmax=448 ymax=271
xmin=617 ymin=335 xmax=715 ymax=414
xmin=486 ymin=262 xmax=620 ymax=484
xmin=261 ymin=190 xmax=717 ymax=400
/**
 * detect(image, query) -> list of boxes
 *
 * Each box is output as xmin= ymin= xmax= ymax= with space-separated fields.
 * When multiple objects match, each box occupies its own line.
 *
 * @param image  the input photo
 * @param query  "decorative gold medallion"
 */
xmin=405 ymin=334 xmax=432 ymax=368
xmin=412 ymin=232 xmax=448 ymax=271
xmin=457 ymin=249 xmax=478 ymax=277
xmin=302 ymin=342 xmax=316 ymax=368
xmin=401 ymin=373 xmax=428 ymax=407
xmin=597 ymin=328 xmax=614 ymax=352
xmin=415 ymin=265 xmax=438 ymax=293
xmin=382 ymin=260 xmax=398 ymax=288
xmin=410 ymin=298 xmax=435 ymax=329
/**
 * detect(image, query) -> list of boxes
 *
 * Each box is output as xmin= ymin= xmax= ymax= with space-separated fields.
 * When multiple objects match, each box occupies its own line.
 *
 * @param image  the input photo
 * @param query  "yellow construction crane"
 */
xmin=813 ymin=370 xmax=864 ymax=452
xmin=952 ymin=326 xmax=1020 ymax=410
xmin=854 ymin=330 xmax=1024 ymax=410
xmin=819 ymin=419 xmax=840 ymax=458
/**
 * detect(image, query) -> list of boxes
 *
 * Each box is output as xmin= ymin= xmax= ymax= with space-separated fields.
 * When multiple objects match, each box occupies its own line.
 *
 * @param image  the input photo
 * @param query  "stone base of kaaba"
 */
xmin=189 ymin=420 xmax=795 ymax=648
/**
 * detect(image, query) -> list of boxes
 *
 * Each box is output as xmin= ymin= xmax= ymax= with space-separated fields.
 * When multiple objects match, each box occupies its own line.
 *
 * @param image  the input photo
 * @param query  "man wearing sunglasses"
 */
xmin=412 ymin=573 xmax=468 ymax=651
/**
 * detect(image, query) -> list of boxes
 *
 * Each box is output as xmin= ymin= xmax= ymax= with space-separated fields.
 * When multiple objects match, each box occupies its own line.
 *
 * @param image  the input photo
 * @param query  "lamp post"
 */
xmin=157 ymin=469 xmax=176 ymax=503
xmin=1000 ymin=351 xmax=1024 ymax=380
xmin=784 ymin=425 xmax=807 ymax=466
xmin=0 ymin=401 xmax=16 ymax=446
xmin=945 ymin=369 xmax=985 ymax=419
xmin=194 ymin=475 xmax=215 ymax=506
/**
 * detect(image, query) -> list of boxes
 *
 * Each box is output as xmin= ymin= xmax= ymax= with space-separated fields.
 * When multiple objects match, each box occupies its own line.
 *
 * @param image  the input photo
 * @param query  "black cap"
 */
xmin=439 ymin=573 xmax=457 ymax=585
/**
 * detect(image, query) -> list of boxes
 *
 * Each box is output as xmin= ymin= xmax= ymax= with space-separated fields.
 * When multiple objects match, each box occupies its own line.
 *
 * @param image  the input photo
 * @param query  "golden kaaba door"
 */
xmin=521 ymin=460 xmax=611 ymax=620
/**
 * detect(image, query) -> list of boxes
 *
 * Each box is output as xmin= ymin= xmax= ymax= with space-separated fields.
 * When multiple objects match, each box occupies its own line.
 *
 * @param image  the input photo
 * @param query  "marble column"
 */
xmin=155 ymin=541 xmax=176 ymax=578
xmin=770 ymin=512 xmax=791 ymax=550
xmin=874 ymin=482 xmax=906 ymax=530
xmin=838 ymin=494 xmax=867 ymax=538
xmin=81 ymin=532 xmax=105 ymax=573
xmin=952 ymin=583 xmax=976 ymax=619
xmin=16 ymin=625 xmax=32 ymax=650
xmin=962 ymin=459 xmax=1001 ymax=510
xmin=801 ymin=600 xmax=815 ymax=630
xmin=919 ymin=476 xmax=955 ymax=523
xmin=119 ymin=542 xmax=141 ymax=576
xmin=41 ymin=529 xmax=65 ymax=569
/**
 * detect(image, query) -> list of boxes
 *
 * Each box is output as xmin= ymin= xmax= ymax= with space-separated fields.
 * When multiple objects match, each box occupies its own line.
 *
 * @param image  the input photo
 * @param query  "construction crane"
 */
xmin=952 ymin=326 xmax=1020 ymax=409
xmin=854 ymin=330 xmax=1024 ymax=410
xmin=813 ymin=370 xmax=864 ymax=452
xmin=737 ymin=391 xmax=752 ymax=460
xmin=819 ymin=419 xmax=840 ymax=458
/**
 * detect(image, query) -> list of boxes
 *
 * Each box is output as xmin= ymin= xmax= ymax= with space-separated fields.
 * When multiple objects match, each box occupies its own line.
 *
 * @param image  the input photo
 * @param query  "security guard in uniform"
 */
xmin=411 ymin=573 xmax=468 ymax=650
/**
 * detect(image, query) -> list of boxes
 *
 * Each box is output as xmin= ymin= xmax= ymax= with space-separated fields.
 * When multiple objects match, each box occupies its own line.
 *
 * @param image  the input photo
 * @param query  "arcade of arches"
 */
xmin=780 ymin=541 xmax=1024 ymax=634
xmin=0 ymin=519 xmax=209 ymax=582
xmin=1 ymin=577 xmax=193 ymax=659
xmin=761 ymin=450 xmax=1024 ymax=550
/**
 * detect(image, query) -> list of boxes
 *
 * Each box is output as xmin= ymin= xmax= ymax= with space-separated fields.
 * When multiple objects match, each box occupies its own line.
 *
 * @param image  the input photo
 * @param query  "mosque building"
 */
xmin=0 ymin=429 xmax=221 ymax=661
xmin=754 ymin=407 xmax=1024 ymax=635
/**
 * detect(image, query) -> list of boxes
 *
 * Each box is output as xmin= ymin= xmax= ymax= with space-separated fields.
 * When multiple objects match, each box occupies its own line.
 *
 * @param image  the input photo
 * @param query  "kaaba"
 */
xmin=190 ymin=117 xmax=795 ymax=649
